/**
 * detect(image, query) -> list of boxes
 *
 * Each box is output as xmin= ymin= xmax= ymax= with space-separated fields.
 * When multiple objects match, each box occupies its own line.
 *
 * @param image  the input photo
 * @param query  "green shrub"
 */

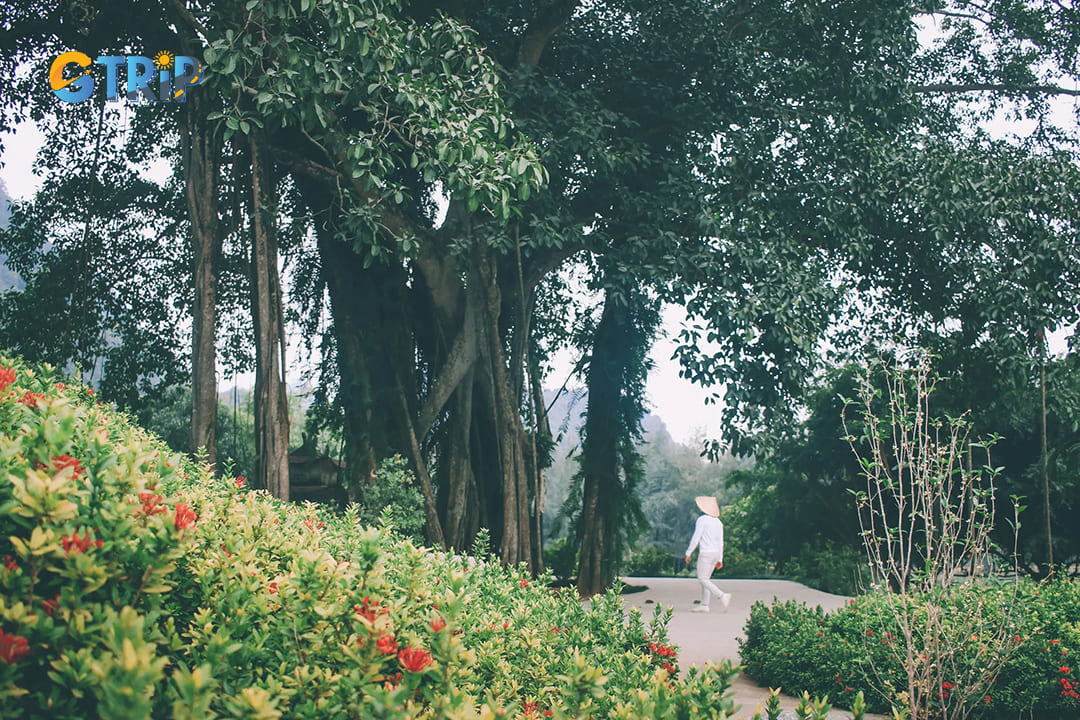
xmin=740 ymin=581 xmax=1080 ymax=719
xmin=352 ymin=454 xmax=425 ymax=541
xmin=714 ymin=541 xmax=774 ymax=579
xmin=543 ymin=535 xmax=578 ymax=582
xmin=624 ymin=544 xmax=677 ymax=577
xmin=0 ymin=358 xmax=193 ymax=718
xmin=781 ymin=542 xmax=867 ymax=596
xmin=1 ymin=353 xmax=751 ymax=719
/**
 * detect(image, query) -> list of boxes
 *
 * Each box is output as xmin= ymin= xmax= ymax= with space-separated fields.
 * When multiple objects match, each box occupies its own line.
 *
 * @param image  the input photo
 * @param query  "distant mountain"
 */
xmin=0 ymin=180 xmax=24 ymax=292
xmin=0 ymin=179 xmax=10 ymax=227
xmin=544 ymin=386 xmax=671 ymax=450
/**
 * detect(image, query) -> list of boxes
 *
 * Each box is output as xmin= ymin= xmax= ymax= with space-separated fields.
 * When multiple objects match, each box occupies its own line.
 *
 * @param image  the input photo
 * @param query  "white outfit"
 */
xmin=685 ymin=514 xmax=729 ymax=610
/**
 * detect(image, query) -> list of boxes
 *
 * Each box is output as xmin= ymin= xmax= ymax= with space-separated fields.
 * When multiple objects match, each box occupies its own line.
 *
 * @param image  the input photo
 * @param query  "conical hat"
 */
xmin=695 ymin=496 xmax=720 ymax=517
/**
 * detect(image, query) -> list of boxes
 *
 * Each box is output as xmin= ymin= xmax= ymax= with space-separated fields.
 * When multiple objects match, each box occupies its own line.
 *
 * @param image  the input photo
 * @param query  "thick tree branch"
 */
xmin=517 ymin=1 xmax=580 ymax=67
xmin=271 ymin=130 xmax=434 ymax=245
xmin=163 ymin=0 xmax=211 ymax=41
xmin=523 ymin=245 xmax=585 ymax=292
xmin=415 ymin=300 xmax=479 ymax=439
xmin=276 ymin=149 xmax=343 ymax=186
xmin=394 ymin=370 xmax=447 ymax=547
xmin=912 ymin=83 xmax=1080 ymax=97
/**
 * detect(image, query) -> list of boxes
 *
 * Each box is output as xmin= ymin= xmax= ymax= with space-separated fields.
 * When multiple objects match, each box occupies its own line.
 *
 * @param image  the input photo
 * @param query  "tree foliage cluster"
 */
xmin=1 ymin=0 xmax=1079 ymax=592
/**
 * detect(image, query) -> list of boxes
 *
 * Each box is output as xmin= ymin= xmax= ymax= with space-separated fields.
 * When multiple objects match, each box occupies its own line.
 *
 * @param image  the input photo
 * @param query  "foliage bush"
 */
xmin=542 ymin=536 xmax=578 ymax=583
xmin=781 ymin=542 xmax=867 ymax=596
xmin=1 ymin=353 xmax=748 ymax=719
xmin=352 ymin=454 xmax=425 ymax=542
xmin=623 ymin=544 xmax=681 ymax=577
xmin=740 ymin=580 xmax=1080 ymax=719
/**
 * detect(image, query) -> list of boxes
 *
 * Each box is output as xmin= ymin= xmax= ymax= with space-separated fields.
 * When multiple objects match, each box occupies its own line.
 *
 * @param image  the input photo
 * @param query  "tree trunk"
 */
xmin=576 ymin=297 xmax=625 ymax=597
xmin=443 ymin=371 xmax=475 ymax=549
xmin=317 ymin=229 xmax=387 ymax=489
xmin=477 ymin=254 xmax=534 ymax=570
xmin=1039 ymin=330 xmax=1053 ymax=571
xmin=249 ymin=133 xmax=290 ymax=500
xmin=528 ymin=350 xmax=552 ymax=573
xmin=574 ymin=289 xmax=656 ymax=597
xmin=181 ymin=90 xmax=221 ymax=468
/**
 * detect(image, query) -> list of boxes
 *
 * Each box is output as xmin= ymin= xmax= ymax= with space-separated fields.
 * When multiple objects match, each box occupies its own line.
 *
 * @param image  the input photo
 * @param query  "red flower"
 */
xmin=62 ymin=530 xmax=102 ymax=556
xmin=135 ymin=492 xmax=166 ymax=518
xmin=52 ymin=455 xmax=84 ymax=477
xmin=1062 ymin=667 xmax=1071 ymax=674
xmin=383 ymin=671 xmax=403 ymax=690
xmin=235 ymin=476 xmax=246 ymax=488
xmin=647 ymin=642 xmax=678 ymax=659
xmin=431 ymin=617 xmax=447 ymax=633
xmin=355 ymin=597 xmax=387 ymax=624
xmin=519 ymin=578 xmax=530 ymax=588
xmin=0 ymin=630 xmax=30 ymax=664
xmin=3 ymin=556 xmax=16 ymax=571
xmin=0 ymin=366 xmax=15 ymax=393
xmin=17 ymin=391 xmax=45 ymax=407
xmin=41 ymin=595 xmax=59 ymax=616
xmin=376 ymin=634 xmax=399 ymax=655
xmin=268 ymin=581 xmax=278 ymax=595
xmin=174 ymin=503 xmax=197 ymax=530
xmin=303 ymin=517 xmax=325 ymax=531
xmin=397 ymin=646 xmax=433 ymax=672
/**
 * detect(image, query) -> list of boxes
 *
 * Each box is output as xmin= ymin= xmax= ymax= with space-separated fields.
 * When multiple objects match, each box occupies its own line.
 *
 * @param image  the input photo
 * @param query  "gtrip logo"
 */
xmin=49 ymin=51 xmax=205 ymax=103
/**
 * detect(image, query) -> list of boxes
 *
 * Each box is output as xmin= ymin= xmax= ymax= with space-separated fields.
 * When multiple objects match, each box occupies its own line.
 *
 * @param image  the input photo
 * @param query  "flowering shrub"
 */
xmin=0 ymin=357 xmax=195 ymax=718
xmin=740 ymin=581 xmax=1080 ymax=719
xmin=1 ymin=354 xmax=747 ymax=719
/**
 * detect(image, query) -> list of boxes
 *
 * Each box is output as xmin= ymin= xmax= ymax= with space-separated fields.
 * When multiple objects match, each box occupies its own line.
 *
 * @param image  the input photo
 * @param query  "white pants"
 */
xmin=696 ymin=551 xmax=726 ymax=608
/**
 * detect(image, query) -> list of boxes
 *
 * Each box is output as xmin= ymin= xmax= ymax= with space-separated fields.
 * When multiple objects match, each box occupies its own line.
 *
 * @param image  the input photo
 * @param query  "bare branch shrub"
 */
xmin=843 ymin=355 xmax=1021 ymax=720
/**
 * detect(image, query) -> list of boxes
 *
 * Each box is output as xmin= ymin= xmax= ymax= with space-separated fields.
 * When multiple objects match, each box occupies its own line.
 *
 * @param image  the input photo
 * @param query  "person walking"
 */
xmin=684 ymin=495 xmax=731 ymax=613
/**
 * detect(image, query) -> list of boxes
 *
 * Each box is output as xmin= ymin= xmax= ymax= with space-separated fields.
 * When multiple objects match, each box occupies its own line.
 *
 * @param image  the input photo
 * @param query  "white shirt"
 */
xmin=685 ymin=514 xmax=724 ymax=557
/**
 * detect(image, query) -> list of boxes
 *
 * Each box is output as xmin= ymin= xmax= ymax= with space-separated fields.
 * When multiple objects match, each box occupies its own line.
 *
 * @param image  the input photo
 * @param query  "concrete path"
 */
xmin=618 ymin=577 xmax=888 ymax=720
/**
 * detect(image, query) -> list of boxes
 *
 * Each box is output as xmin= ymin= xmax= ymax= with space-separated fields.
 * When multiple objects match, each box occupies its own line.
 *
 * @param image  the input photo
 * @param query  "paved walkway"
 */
xmin=618 ymin=577 xmax=888 ymax=720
